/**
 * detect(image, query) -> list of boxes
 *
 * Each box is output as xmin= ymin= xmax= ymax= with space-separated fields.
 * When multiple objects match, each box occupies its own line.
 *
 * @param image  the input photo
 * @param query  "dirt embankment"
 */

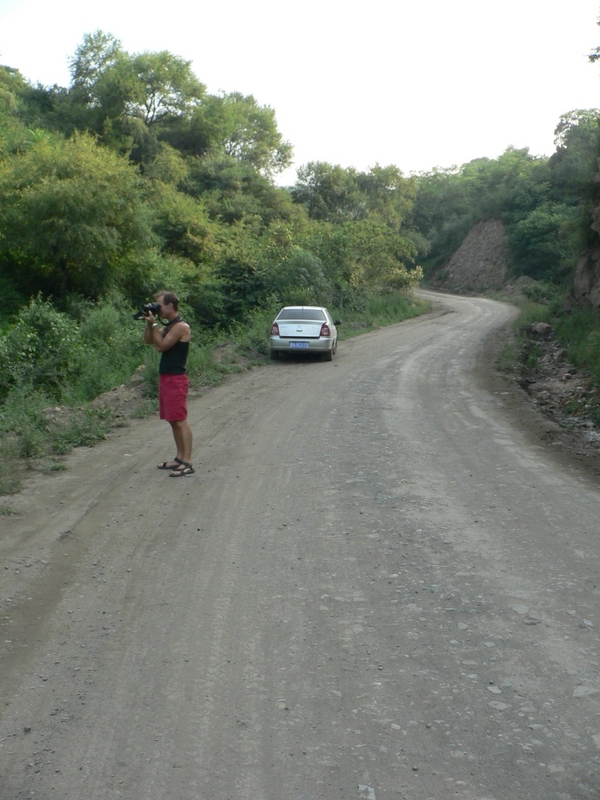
xmin=440 ymin=219 xmax=509 ymax=292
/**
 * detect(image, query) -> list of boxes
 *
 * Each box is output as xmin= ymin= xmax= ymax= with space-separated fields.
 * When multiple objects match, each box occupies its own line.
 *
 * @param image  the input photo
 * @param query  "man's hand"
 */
xmin=143 ymin=311 xmax=159 ymax=345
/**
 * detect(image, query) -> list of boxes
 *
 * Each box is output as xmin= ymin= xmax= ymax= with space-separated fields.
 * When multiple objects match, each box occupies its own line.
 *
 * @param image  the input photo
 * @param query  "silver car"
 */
xmin=269 ymin=306 xmax=339 ymax=361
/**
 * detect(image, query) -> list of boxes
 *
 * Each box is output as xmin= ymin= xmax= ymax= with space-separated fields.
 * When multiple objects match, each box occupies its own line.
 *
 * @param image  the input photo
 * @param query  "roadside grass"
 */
xmin=335 ymin=291 xmax=430 ymax=338
xmin=493 ymin=282 xmax=560 ymax=375
xmin=493 ymin=282 xmax=600 ymax=423
xmin=553 ymin=307 xmax=600 ymax=386
xmin=0 ymin=289 xmax=429 ymax=495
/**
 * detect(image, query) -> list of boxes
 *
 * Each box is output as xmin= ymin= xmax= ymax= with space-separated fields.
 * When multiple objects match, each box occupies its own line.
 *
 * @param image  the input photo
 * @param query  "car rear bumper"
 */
xmin=269 ymin=336 xmax=335 ymax=353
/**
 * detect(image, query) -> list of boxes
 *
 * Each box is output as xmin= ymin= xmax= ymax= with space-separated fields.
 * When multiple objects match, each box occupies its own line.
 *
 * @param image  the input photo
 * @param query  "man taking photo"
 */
xmin=143 ymin=291 xmax=194 ymax=477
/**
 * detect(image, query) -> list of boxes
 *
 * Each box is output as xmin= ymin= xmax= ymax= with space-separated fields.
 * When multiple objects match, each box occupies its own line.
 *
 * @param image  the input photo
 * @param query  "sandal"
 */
xmin=158 ymin=457 xmax=182 ymax=470
xmin=169 ymin=461 xmax=195 ymax=477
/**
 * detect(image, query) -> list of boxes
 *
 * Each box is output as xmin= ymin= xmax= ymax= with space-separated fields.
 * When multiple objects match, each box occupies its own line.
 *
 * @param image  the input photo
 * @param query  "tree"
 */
xmin=148 ymin=181 xmax=223 ymax=265
xmin=355 ymin=164 xmax=416 ymax=228
xmin=68 ymin=31 xmax=134 ymax=130
xmin=126 ymin=51 xmax=205 ymax=126
xmin=510 ymin=203 xmax=574 ymax=281
xmin=0 ymin=66 xmax=31 ymax=155
xmin=341 ymin=218 xmax=418 ymax=286
xmin=291 ymin=162 xmax=363 ymax=222
xmin=0 ymin=132 xmax=154 ymax=297
xmin=167 ymin=92 xmax=292 ymax=174
xmin=66 ymin=31 xmax=205 ymax=156
xmin=183 ymin=153 xmax=298 ymax=227
xmin=549 ymin=109 xmax=600 ymax=201
xmin=69 ymin=30 xmax=124 ymax=99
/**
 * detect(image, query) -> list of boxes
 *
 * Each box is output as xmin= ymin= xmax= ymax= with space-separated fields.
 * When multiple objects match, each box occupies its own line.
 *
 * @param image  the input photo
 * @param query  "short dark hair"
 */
xmin=156 ymin=291 xmax=179 ymax=311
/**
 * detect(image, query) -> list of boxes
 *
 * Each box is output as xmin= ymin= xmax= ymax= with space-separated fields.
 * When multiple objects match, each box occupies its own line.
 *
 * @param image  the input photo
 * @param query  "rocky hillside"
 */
xmin=564 ymin=165 xmax=600 ymax=308
xmin=441 ymin=219 xmax=509 ymax=291
xmin=566 ymin=230 xmax=600 ymax=309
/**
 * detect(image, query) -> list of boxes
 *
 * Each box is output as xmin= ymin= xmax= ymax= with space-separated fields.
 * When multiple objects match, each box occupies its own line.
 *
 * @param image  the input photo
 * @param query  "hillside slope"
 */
xmin=441 ymin=218 xmax=509 ymax=291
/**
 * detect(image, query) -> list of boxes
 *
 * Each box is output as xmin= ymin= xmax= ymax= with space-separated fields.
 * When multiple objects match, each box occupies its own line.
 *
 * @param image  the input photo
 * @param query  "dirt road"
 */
xmin=2 ymin=291 xmax=600 ymax=800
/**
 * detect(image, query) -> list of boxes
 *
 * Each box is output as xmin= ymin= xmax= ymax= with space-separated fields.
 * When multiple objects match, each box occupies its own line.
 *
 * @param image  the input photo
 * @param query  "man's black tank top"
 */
xmin=159 ymin=318 xmax=190 ymax=374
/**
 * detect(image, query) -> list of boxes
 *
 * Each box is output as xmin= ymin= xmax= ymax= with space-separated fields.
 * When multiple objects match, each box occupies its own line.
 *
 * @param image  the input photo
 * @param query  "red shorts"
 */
xmin=159 ymin=374 xmax=189 ymax=421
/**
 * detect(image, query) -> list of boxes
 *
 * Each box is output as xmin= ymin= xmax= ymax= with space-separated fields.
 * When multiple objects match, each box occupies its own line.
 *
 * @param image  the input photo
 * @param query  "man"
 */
xmin=143 ymin=291 xmax=194 ymax=477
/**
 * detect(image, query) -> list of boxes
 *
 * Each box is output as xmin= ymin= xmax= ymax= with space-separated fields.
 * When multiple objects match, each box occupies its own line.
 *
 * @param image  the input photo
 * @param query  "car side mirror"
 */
xmin=334 ymin=320 xmax=341 ymax=326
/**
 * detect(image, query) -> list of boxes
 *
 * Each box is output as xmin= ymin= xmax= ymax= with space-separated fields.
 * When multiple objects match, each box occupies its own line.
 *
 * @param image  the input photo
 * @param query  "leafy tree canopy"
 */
xmin=69 ymin=31 xmax=205 ymax=127
xmin=162 ymin=91 xmax=293 ymax=175
xmin=0 ymin=132 xmax=154 ymax=297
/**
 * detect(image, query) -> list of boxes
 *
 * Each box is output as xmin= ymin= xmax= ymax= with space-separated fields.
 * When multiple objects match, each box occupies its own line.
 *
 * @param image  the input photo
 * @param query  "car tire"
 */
xmin=270 ymin=349 xmax=279 ymax=360
xmin=324 ymin=348 xmax=333 ymax=361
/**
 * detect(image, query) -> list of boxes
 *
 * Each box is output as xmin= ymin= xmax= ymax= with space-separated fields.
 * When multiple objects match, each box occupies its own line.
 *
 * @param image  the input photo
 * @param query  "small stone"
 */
xmin=489 ymin=701 xmax=509 ymax=710
xmin=530 ymin=322 xmax=553 ymax=338
xmin=487 ymin=685 xmax=502 ymax=694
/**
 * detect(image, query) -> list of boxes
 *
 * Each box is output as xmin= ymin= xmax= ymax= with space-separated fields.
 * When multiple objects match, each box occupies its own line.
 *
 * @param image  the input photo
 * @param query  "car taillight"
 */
xmin=271 ymin=322 xmax=280 ymax=335
xmin=320 ymin=323 xmax=331 ymax=337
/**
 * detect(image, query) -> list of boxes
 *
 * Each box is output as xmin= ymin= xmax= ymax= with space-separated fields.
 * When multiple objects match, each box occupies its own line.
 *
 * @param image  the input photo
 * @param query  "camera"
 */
xmin=133 ymin=302 xmax=161 ymax=320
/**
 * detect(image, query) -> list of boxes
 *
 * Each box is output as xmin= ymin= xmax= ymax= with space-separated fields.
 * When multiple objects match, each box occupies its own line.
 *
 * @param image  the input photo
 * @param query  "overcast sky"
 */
xmin=1 ymin=0 xmax=600 ymax=184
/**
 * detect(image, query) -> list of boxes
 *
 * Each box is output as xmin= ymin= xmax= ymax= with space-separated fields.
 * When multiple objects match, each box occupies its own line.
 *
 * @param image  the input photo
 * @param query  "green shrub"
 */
xmin=0 ymin=293 xmax=152 ymax=403
xmin=69 ymin=297 xmax=146 ymax=401
xmin=554 ymin=307 xmax=600 ymax=385
xmin=0 ymin=296 xmax=86 ymax=399
xmin=0 ymin=385 xmax=53 ymax=459
xmin=521 ymin=280 xmax=563 ymax=312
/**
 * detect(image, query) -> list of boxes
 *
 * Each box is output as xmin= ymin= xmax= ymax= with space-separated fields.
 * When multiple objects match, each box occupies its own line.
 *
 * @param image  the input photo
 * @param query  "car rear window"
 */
xmin=277 ymin=308 xmax=326 ymax=321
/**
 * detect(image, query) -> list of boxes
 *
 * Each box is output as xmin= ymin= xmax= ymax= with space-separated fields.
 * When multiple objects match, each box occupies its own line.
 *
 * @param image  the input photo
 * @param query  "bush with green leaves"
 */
xmin=0 ymin=295 xmax=86 ymax=399
xmin=520 ymin=280 xmax=563 ymax=311
xmin=0 ymin=293 xmax=151 ymax=403
xmin=71 ymin=296 xmax=147 ymax=401
xmin=508 ymin=203 xmax=576 ymax=282
xmin=262 ymin=248 xmax=328 ymax=305
xmin=554 ymin=307 xmax=600 ymax=386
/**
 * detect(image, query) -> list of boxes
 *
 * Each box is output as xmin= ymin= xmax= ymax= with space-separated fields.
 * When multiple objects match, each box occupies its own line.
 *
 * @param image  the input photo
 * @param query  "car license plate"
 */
xmin=290 ymin=341 xmax=309 ymax=349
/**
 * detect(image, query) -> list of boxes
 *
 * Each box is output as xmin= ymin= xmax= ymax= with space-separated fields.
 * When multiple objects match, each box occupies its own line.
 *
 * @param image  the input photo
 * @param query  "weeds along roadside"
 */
xmin=0 ymin=290 xmax=429 ymax=499
xmin=495 ymin=281 xmax=600 ymax=425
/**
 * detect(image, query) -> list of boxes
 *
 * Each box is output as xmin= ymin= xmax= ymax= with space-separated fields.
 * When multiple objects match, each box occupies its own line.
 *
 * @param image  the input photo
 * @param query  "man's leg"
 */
xmin=169 ymin=419 xmax=193 ymax=465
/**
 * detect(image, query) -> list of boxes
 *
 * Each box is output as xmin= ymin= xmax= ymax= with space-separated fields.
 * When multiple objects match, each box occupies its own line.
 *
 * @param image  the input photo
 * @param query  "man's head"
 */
xmin=155 ymin=291 xmax=179 ymax=319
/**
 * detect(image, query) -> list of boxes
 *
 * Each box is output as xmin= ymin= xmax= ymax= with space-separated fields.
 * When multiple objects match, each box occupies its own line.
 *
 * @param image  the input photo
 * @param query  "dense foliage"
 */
xmin=0 ymin=32 xmax=423 ymax=331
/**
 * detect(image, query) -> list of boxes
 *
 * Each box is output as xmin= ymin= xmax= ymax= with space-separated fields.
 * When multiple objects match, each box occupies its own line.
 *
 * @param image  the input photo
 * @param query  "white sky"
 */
xmin=1 ymin=0 xmax=600 ymax=185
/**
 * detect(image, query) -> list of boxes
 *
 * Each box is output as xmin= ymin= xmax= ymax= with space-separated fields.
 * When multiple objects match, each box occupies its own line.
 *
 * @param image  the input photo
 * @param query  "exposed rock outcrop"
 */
xmin=567 ymin=242 xmax=600 ymax=309
xmin=565 ymin=170 xmax=600 ymax=309
xmin=443 ymin=219 xmax=509 ymax=291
